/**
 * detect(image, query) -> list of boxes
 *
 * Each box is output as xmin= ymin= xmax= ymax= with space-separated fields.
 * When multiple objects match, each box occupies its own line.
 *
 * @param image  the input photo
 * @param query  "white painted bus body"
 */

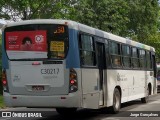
xmin=2 ymin=19 xmax=157 ymax=109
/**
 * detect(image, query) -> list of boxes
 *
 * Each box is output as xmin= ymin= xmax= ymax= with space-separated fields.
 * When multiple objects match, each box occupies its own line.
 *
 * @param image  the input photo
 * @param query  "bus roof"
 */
xmin=5 ymin=19 xmax=155 ymax=52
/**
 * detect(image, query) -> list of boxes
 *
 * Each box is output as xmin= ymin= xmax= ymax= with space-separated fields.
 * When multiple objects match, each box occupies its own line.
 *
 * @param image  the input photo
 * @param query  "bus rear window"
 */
xmin=4 ymin=24 xmax=69 ymax=60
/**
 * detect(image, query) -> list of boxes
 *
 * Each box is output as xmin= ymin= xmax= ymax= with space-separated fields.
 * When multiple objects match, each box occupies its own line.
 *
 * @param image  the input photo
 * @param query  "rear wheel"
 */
xmin=141 ymin=87 xmax=149 ymax=103
xmin=111 ymin=88 xmax=121 ymax=113
xmin=56 ymin=108 xmax=77 ymax=115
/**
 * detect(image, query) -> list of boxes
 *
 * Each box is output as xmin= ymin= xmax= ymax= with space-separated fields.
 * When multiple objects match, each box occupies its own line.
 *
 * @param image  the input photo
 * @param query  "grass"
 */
xmin=0 ymin=95 xmax=6 ymax=109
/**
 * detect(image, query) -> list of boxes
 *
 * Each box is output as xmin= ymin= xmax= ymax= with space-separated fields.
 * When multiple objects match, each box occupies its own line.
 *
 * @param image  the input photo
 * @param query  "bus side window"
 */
xmin=105 ymin=40 xmax=111 ymax=68
xmin=146 ymin=51 xmax=151 ymax=70
xmin=122 ymin=45 xmax=131 ymax=68
xmin=131 ymin=47 xmax=139 ymax=69
xmin=109 ymin=41 xmax=122 ymax=68
xmin=79 ymin=34 xmax=96 ymax=66
xmin=113 ymin=57 xmax=121 ymax=66
xmin=139 ymin=49 xmax=146 ymax=69
xmin=157 ymin=70 xmax=160 ymax=79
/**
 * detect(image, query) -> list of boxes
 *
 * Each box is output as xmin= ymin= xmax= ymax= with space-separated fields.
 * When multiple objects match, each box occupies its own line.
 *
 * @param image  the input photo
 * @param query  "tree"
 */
xmin=0 ymin=0 xmax=160 ymax=61
xmin=127 ymin=0 xmax=159 ymax=43
xmin=74 ymin=0 xmax=130 ymax=36
xmin=158 ymin=10 xmax=160 ymax=31
xmin=145 ymin=33 xmax=160 ymax=62
xmin=0 ymin=0 xmax=78 ymax=21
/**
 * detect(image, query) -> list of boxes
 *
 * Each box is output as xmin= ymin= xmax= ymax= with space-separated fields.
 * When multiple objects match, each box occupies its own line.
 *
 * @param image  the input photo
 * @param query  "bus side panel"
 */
xmin=106 ymin=70 xmax=129 ymax=107
xmin=66 ymin=29 xmax=80 ymax=69
xmin=106 ymin=69 xmax=155 ymax=107
xmin=128 ymin=71 xmax=146 ymax=101
xmin=81 ymin=68 xmax=100 ymax=109
xmin=147 ymin=71 xmax=156 ymax=95
xmin=2 ymin=31 xmax=9 ymax=69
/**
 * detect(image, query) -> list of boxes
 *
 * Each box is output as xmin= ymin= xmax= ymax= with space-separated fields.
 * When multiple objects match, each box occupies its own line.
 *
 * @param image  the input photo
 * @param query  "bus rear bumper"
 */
xmin=3 ymin=92 xmax=81 ymax=108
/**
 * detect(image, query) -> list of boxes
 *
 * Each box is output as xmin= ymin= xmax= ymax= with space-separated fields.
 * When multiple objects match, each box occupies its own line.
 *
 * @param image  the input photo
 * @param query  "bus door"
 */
xmin=96 ymin=42 xmax=106 ymax=106
xmin=152 ymin=54 xmax=157 ymax=94
xmin=81 ymin=35 xmax=103 ymax=109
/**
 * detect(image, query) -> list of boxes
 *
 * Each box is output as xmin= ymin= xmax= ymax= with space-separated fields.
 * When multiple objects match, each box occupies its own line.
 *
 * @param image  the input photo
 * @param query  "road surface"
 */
xmin=1 ymin=93 xmax=160 ymax=120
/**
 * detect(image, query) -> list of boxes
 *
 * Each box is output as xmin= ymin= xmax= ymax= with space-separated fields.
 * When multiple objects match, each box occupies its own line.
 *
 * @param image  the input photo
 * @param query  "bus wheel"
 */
xmin=56 ymin=108 xmax=77 ymax=115
xmin=111 ymin=88 xmax=121 ymax=113
xmin=141 ymin=87 xmax=149 ymax=103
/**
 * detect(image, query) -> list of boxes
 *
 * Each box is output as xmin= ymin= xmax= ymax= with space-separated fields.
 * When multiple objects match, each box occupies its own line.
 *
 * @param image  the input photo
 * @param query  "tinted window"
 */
xmin=139 ymin=50 xmax=146 ymax=69
xmin=110 ymin=42 xmax=120 ymax=55
xmin=79 ymin=34 xmax=96 ymax=66
xmin=122 ymin=45 xmax=131 ymax=68
xmin=131 ymin=47 xmax=139 ymax=68
xmin=109 ymin=42 xmax=122 ymax=67
xmin=157 ymin=69 xmax=160 ymax=80
xmin=146 ymin=51 xmax=152 ymax=69
xmin=4 ymin=24 xmax=69 ymax=60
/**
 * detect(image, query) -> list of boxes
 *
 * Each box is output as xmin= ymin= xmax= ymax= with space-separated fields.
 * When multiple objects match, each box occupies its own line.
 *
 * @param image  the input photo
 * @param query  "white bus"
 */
xmin=2 ymin=19 xmax=157 ymax=114
xmin=157 ymin=64 xmax=160 ymax=92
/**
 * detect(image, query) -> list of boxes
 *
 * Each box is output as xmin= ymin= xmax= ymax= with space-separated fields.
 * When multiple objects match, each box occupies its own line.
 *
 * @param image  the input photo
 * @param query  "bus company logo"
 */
xmin=13 ymin=74 xmax=21 ymax=82
xmin=117 ymin=73 xmax=120 ymax=81
xmin=35 ymin=35 xmax=44 ymax=43
xmin=2 ymin=112 xmax=11 ymax=117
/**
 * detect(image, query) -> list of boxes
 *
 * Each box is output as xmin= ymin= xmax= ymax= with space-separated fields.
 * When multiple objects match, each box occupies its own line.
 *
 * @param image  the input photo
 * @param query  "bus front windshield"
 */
xmin=4 ymin=24 xmax=69 ymax=60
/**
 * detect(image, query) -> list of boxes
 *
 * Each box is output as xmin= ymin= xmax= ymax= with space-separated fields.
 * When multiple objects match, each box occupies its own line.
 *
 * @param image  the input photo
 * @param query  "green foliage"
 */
xmin=127 ymin=0 xmax=159 ymax=43
xmin=0 ymin=95 xmax=5 ymax=108
xmin=146 ymin=33 xmax=160 ymax=62
xmin=0 ymin=0 xmax=160 ymax=61
xmin=0 ymin=0 xmax=78 ymax=21
xmin=158 ymin=10 xmax=160 ymax=31
xmin=74 ymin=0 xmax=130 ymax=36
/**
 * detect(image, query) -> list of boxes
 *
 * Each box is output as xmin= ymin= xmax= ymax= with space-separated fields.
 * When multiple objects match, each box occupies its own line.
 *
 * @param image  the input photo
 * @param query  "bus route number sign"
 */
xmin=54 ymin=26 xmax=65 ymax=34
xmin=50 ymin=41 xmax=64 ymax=52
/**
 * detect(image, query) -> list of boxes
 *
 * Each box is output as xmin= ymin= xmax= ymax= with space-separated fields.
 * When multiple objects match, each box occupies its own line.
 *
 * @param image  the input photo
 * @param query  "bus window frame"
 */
xmin=139 ymin=49 xmax=146 ymax=70
xmin=121 ymin=44 xmax=131 ymax=69
xmin=4 ymin=24 xmax=69 ymax=61
xmin=78 ymin=32 xmax=156 ymax=71
xmin=108 ymin=41 xmax=122 ymax=68
xmin=78 ymin=32 xmax=97 ymax=68
xmin=131 ymin=47 xmax=140 ymax=69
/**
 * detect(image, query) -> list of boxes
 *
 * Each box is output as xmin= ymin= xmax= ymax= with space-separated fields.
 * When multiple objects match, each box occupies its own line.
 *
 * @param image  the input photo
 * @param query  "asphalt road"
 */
xmin=1 ymin=93 xmax=160 ymax=120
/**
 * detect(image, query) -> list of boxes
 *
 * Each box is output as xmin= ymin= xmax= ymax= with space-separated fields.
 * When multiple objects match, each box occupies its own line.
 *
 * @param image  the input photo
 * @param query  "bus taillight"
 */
xmin=70 ymin=79 xmax=76 ymax=84
xmin=2 ymin=70 xmax=9 ymax=92
xmin=69 ymin=69 xmax=78 ymax=93
xmin=2 ymin=79 xmax=7 ymax=86
xmin=2 ymin=70 xmax=7 ymax=85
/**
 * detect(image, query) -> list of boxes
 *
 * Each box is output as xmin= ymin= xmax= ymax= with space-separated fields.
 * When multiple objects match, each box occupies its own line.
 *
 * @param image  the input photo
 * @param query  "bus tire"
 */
xmin=141 ymin=87 xmax=149 ymax=103
xmin=111 ymin=88 xmax=121 ymax=113
xmin=56 ymin=108 xmax=77 ymax=115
